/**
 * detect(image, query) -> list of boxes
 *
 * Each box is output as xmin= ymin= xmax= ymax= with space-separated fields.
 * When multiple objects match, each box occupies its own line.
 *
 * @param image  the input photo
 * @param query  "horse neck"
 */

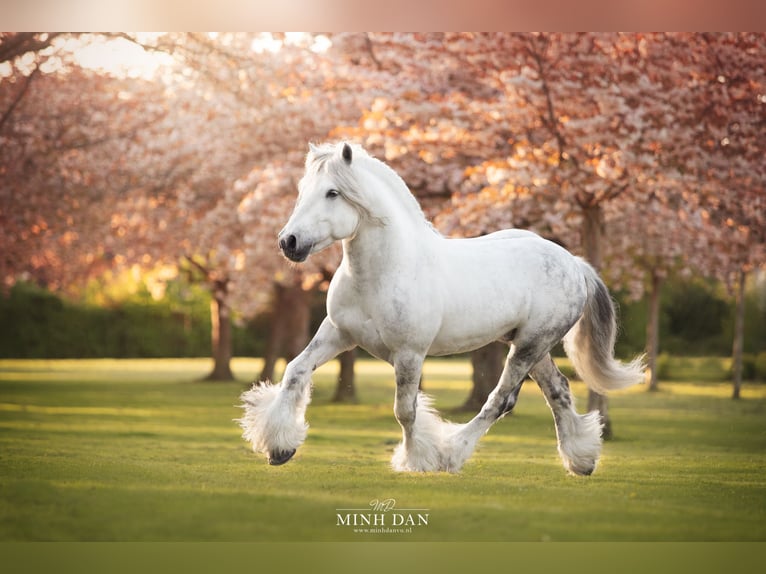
xmin=342 ymin=161 xmax=434 ymax=272
xmin=359 ymin=156 xmax=428 ymax=226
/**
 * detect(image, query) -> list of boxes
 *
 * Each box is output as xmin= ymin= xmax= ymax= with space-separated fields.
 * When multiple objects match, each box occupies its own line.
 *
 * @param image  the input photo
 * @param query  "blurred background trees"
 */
xmin=1 ymin=33 xmax=764 ymax=402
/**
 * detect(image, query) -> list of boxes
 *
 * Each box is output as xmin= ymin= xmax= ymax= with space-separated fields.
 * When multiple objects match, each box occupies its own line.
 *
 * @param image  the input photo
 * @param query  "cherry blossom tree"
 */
xmin=1 ymin=50 xmax=171 ymax=294
xmin=329 ymin=33 xmax=764 ymax=423
xmin=1 ymin=33 xmax=342 ymax=379
xmin=687 ymin=33 xmax=766 ymax=397
xmin=3 ymin=32 xmax=762 ymax=402
xmin=110 ymin=33 xmax=356 ymax=380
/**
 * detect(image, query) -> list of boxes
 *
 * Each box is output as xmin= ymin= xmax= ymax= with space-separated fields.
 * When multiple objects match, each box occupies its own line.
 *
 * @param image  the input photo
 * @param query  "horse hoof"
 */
xmin=268 ymin=449 xmax=296 ymax=466
xmin=578 ymin=465 xmax=595 ymax=476
xmin=568 ymin=462 xmax=595 ymax=476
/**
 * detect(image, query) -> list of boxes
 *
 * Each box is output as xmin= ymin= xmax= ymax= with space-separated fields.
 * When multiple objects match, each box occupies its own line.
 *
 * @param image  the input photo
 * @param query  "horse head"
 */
xmin=278 ymin=142 xmax=368 ymax=262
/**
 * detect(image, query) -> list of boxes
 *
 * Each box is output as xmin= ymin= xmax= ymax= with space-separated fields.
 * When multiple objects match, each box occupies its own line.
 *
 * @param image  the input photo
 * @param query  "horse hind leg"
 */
xmin=529 ymin=354 xmax=603 ymax=476
xmin=499 ymin=378 xmax=524 ymax=416
xmin=445 ymin=343 xmax=542 ymax=471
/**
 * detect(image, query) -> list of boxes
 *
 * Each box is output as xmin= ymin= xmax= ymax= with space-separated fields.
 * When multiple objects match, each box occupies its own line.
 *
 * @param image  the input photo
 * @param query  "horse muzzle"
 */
xmin=278 ymin=233 xmax=311 ymax=262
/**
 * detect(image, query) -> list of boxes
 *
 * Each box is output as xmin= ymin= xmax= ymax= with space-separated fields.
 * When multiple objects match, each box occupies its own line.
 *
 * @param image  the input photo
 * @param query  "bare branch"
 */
xmin=0 ymin=64 xmax=40 ymax=134
xmin=0 ymin=32 xmax=64 ymax=63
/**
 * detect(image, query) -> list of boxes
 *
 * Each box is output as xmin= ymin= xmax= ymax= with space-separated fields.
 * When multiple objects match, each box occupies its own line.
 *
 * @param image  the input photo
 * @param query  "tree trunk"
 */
xmin=259 ymin=324 xmax=281 ymax=384
xmin=333 ymin=349 xmax=357 ymax=402
xmin=731 ymin=269 xmax=746 ymax=400
xmin=582 ymin=204 xmax=603 ymax=270
xmin=205 ymin=281 xmax=234 ymax=381
xmin=259 ymin=281 xmax=311 ymax=383
xmin=587 ymin=389 xmax=611 ymax=439
xmin=283 ymin=283 xmax=311 ymax=362
xmin=645 ymin=270 xmax=663 ymax=392
xmin=581 ymin=203 xmax=613 ymax=439
xmin=460 ymin=341 xmax=507 ymax=412
xmin=259 ymin=299 xmax=284 ymax=383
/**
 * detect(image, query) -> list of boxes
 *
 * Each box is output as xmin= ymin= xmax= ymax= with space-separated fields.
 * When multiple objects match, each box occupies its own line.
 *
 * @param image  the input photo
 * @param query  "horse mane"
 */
xmin=305 ymin=142 xmax=431 ymax=230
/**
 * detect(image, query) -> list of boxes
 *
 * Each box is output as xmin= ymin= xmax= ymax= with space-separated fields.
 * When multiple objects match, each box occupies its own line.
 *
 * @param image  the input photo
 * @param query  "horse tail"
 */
xmin=563 ymin=259 xmax=645 ymax=394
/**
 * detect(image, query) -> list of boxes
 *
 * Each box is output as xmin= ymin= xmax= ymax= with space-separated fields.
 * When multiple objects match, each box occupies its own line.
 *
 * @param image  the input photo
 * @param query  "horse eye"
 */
xmin=325 ymin=189 xmax=339 ymax=199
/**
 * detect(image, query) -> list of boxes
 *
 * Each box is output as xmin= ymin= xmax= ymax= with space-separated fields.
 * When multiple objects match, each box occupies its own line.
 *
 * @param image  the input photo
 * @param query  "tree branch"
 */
xmin=182 ymin=254 xmax=212 ymax=281
xmin=0 ymin=32 xmax=63 ymax=63
xmin=363 ymin=33 xmax=384 ymax=71
xmin=527 ymin=35 xmax=569 ymax=166
xmin=0 ymin=64 xmax=40 ymax=135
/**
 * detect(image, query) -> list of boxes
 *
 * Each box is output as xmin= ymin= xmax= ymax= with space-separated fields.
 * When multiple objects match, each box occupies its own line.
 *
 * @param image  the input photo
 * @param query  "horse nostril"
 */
xmin=280 ymin=234 xmax=298 ymax=252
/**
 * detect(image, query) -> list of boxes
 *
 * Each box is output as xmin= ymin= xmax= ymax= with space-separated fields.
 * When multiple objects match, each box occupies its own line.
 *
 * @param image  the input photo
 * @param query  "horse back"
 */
xmin=428 ymin=230 xmax=587 ymax=355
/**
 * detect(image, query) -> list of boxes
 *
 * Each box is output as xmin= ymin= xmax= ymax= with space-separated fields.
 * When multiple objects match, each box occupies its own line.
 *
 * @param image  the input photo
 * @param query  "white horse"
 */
xmin=239 ymin=141 xmax=644 ymax=475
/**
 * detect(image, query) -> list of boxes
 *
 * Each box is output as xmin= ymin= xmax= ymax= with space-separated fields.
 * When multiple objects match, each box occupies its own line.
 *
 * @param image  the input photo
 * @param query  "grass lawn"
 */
xmin=0 ymin=357 xmax=764 ymax=541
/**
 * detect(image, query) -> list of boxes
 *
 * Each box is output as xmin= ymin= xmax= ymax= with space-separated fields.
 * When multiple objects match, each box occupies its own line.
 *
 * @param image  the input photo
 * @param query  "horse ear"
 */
xmin=308 ymin=142 xmax=320 ymax=155
xmin=342 ymin=142 xmax=352 ymax=164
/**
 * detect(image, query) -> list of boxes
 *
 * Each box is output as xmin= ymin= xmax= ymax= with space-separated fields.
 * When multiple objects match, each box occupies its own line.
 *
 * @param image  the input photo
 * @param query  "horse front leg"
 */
xmin=391 ymin=351 xmax=461 ymax=472
xmin=239 ymin=318 xmax=353 ymax=466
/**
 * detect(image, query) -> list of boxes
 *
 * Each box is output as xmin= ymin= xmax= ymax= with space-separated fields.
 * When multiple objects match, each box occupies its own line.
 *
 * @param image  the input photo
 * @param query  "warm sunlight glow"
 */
xmin=250 ymin=32 xmax=331 ymax=54
xmin=66 ymin=34 xmax=174 ymax=80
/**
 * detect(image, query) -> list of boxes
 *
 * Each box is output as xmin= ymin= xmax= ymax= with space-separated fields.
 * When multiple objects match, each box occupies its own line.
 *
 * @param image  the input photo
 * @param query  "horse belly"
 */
xmin=427 ymin=328 xmax=511 ymax=356
xmin=428 ymin=266 xmax=523 ymax=356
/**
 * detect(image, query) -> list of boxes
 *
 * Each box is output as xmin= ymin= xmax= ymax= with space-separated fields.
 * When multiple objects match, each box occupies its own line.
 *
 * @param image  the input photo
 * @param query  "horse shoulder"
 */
xmin=323 ymin=266 xmax=353 ymax=329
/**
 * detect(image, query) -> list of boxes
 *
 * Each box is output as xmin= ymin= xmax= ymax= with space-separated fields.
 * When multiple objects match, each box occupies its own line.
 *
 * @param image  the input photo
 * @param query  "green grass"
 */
xmin=0 ymin=358 xmax=765 ymax=541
